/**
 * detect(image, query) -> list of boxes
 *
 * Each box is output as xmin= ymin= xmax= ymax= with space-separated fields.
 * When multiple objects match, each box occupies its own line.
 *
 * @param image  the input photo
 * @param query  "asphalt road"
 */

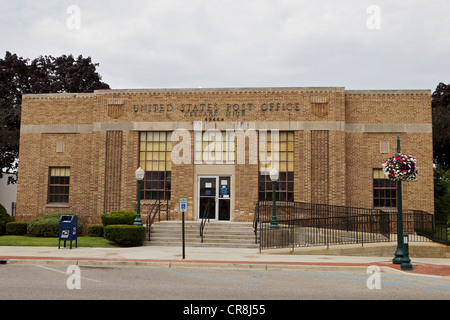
xmin=1 ymin=263 xmax=450 ymax=302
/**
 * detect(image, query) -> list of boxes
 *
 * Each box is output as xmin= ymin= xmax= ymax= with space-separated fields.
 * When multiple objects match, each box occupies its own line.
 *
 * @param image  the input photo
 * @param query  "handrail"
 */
xmin=145 ymin=198 xmax=161 ymax=241
xmin=256 ymin=199 xmax=445 ymax=249
xmin=252 ymin=201 xmax=259 ymax=244
xmin=199 ymin=199 xmax=213 ymax=243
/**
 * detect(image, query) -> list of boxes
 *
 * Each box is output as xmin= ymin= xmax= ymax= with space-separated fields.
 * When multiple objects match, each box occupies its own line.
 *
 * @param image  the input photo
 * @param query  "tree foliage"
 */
xmin=0 ymin=52 xmax=110 ymax=182
xmin=431 ymin=82 xmax=450 ymax=168
xmin=434 ymin=163 xmax=450 ymax=216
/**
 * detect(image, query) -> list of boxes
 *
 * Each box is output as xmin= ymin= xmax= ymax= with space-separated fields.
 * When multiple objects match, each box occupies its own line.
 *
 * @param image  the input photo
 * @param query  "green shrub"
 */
xmin=6 ymin=221 xmax=28 ymax=235
xmin=101 ymin=210 xmax=136 ymax=226
xmin=103 ymin=225 xmax=145 ymax=246
xmin=87 ymin=225 xmax=104 ymax=237
xmin=0 ymin=204 xmax=12 ymax=235
xmin=27 ymin=213 xmax=83 ymax=237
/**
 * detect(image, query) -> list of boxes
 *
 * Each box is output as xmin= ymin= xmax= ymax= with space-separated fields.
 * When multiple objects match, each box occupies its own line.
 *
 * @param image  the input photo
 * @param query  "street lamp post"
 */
xmin=393 ymin=136 xmax=404 ymax=264
xmin=270 ymin=168 xmax=279 ymax=229
xmin=134 ymin=167 xmax=145 ymax=226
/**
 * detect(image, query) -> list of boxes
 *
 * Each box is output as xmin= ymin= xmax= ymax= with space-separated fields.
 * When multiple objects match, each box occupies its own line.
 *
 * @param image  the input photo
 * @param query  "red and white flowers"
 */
xmin=382 ymin=154 xmax=418 ymax=182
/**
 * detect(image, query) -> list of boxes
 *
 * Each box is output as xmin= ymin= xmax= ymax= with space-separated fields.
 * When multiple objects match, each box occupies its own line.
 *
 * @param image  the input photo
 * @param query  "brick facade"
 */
xmin=15 ymin=87 xmax=434 ymax=226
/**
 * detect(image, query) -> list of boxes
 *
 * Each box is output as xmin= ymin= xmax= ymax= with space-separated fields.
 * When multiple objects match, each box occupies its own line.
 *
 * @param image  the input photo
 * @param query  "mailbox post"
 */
xmin=58 ymin=215 xmax=78 ymax=249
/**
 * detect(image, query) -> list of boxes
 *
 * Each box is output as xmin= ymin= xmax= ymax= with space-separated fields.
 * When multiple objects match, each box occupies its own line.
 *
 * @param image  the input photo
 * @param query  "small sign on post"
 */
xmin=180 ymin=198 xmax=187 ymax=212
xmin=179 ymin=198 xmax=187 ymax=259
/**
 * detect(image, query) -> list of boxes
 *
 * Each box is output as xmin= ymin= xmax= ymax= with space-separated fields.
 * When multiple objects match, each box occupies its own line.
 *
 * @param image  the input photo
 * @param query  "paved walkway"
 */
xmin=1 ymin=244 xmax=449 ymax=277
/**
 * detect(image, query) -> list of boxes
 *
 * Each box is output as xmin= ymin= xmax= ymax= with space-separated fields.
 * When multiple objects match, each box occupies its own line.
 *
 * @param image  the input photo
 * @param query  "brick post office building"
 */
xmin=15 ymin=87 xmax=434 ymax=226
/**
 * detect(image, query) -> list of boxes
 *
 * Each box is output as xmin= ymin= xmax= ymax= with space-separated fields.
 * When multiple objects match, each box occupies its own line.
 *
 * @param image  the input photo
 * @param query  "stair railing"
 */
xmin=200 ymin=199 xmax=213 ymax=243
xmin=145 ymin=198 xmax=161 ymax=241
xmin=252 ymin=201 xmax=259 ymax=244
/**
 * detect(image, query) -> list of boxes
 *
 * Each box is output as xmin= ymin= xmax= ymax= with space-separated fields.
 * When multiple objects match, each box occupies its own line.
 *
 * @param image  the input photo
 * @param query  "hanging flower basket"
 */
xmin=382 ymin=154 xmax=418 ymax=182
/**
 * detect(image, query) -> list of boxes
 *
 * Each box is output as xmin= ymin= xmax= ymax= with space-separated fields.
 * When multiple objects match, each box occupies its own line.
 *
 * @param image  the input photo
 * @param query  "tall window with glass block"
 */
xmin=194 ymin=130 xmax=235 ymax=164
xmin=48 ymin=167 xmax=70 ymax=203
xmin=139 ymin=132 xmax=172 ymax=200
xmin=258 ymin=131 xmax=294 ymax=201
xmin=373 ymin=169 xmax=397 ymax=209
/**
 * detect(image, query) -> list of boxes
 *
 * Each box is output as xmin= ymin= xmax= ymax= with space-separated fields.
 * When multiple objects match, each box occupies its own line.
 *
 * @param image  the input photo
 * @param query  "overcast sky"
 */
xmin=1 ymin=0 xmax=450 ymax=91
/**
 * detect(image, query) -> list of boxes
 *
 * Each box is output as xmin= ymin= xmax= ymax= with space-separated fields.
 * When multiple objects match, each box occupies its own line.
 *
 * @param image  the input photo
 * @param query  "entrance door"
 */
xmin=198 ymin=176 xmax=231 ymax=221
xmin=199 ymin=177 xmax=216 ymax=220
xmin=218 ymin=176 xmax=231 ymax=220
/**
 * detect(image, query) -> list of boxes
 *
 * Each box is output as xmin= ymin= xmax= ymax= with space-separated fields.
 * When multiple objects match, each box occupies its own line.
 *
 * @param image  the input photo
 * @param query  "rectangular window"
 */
xmin=139 ymin=132 xmax=172 ymax=200
xmin=373 ymin=169 xmax=397 ymax=209
xmin=258 ymin=131 xmax=294 ymax=201
xmin=194 ymin=130 xmax=235 ymax=163
xmin=48 ymin=167 xmax=70 ymax=203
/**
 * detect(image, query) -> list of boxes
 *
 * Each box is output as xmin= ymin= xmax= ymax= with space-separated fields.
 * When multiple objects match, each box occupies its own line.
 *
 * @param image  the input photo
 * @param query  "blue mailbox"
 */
xmin=58 ymin=215 xmax=78 ymax=249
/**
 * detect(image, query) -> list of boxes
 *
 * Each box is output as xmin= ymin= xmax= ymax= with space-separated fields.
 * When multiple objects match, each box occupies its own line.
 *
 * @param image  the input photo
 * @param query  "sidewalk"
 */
xmin=1 ymin=244 xmax=450 ymax=277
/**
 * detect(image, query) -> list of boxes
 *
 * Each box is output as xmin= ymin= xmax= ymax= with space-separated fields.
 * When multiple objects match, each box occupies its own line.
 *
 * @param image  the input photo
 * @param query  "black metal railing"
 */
xmin=256 ymin=200 xmax=449 ymax=250
xmin=200 ymin=199 xmax=213 ymax=243
xmin=253 ymin=202 xmax=259 ymax=244
xmin=145 ymin=198 xmax=170 ymax=241
xmin=145 ymin=199 xmax=161 ymax=241
xmin=414 ymin=212 xmax=449 ymax=245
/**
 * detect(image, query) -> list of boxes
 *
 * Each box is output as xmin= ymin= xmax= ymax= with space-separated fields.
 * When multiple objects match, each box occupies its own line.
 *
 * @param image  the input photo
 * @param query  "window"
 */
xmin=258 ymin=131 xmax=294 ymax=201
xmin=139 ymin=132 xmax=172 ymax=200
xmin=194 ymin=130 xmax=235 ymax=164
xmin=48 ymin=167 xmax=70 ymax=203
xmin=373 ymin=169 xmax=397 ymax=209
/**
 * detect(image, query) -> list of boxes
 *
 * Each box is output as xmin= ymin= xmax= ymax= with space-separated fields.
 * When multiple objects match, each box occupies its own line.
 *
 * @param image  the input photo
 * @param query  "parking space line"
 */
xmin=34 ymin=265 xmax=101 ymax=283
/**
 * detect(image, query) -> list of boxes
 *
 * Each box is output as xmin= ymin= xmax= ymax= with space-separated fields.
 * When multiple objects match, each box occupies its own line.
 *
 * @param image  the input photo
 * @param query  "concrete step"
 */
xmin=146 ymin=221 xmax=259 ymax=248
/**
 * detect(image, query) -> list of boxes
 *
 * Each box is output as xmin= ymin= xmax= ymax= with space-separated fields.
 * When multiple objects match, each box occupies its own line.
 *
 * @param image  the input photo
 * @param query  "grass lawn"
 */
xmin=0 ymin=235 xmax=118 ymax=248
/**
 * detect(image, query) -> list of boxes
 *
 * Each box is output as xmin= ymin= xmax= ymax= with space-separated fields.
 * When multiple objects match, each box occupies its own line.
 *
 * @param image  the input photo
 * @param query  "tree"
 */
xmin=0 ymin=52 xmax=110 ymax=183
xmin=431 ymin=82 xmax=450 ymax=168
xmin=434 ymin=163 xmax=450 ymax=216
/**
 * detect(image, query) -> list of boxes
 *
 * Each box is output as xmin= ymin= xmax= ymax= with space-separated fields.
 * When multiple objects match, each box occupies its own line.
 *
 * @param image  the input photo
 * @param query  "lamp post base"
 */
xmin=270 ymin=222 xmax=279 ymax=229
xmin=392 ymin=245 xmax=404 ymax=264
xmin=133 ymin=216 xmax=142 ymax=226
xmin=401 ymin=259 xmax=413 ymax=271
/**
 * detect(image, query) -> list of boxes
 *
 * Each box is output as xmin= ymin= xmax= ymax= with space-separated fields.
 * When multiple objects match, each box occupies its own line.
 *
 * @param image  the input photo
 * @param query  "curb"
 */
xmin=2 ymin=255 xmax=450 ymax=277
xmin=1 ymin=255 xmax=378 ymax=270
xmin=0 ymin=256 xmax=436 ymax=275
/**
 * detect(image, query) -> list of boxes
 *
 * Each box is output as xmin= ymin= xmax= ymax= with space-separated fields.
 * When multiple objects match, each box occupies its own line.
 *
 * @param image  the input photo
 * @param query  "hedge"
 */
xmin=101 ymin=210 xmax=136 ymax=226
xmin=6 ymin=222 xmax=28 ymax=235
xmin=103 ymin=225 xmax=145 ymax=246
xmin=87 ymin=225 xmax=104 ymax=237
xmin=27 ymin=213 xmax=83 ymax=237
xmin=0 ymin=204 xmax=12 ymax=235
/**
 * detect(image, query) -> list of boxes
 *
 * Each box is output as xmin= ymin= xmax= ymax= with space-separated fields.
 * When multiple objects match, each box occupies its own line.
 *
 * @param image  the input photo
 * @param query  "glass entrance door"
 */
xmin=218 ymin=176 xmax=230 ymax=220
xmin=198 ymin=176 xmax=231 ymax=221
xmin=199 ymin=177 xmax=216 ymax=220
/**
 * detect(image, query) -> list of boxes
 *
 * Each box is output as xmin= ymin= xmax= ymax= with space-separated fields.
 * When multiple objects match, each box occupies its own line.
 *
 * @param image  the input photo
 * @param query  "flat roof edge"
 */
xmin=93 ymin=87 xmax=347 ymax=94
xmin=22 ymin=87 xmax=431 ymax=98
xmin=346 ymin=89 xmax=431 ymax=95
xmin=22 ymin=92 xmax=95 ymax=99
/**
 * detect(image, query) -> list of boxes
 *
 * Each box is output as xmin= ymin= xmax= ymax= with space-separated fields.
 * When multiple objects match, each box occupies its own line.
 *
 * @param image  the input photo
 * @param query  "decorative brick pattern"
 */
xmin=104 ymin=131 xmax=123 ymax=212
xmin=311 ymin=130 xmax=329 ymax=204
